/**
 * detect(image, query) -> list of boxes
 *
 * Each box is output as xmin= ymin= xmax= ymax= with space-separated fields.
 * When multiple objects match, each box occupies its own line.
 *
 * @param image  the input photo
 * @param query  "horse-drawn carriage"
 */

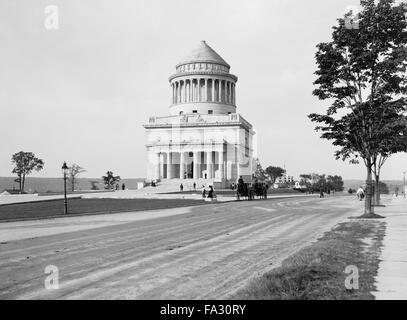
xmin=236 ymin=179 xmax=268 ymax=201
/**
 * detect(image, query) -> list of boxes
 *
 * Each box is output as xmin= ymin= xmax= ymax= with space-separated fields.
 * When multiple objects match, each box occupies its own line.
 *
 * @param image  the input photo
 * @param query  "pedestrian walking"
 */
xmin=193 ymin=182 xmax=196 ymax=190
xmin=208 ymin=185 xmax=215 ymax=198
xmin=356 ymin=187 xmax=365 ymax=201
xmin=180 ymin=183 xmax=184 ymax=192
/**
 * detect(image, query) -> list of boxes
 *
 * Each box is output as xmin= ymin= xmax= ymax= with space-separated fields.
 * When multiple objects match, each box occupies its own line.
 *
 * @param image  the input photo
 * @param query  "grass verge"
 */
xmin=233 ymin=220 xmax=385 ymax=300
xmin=0 ymin=198 xmax=208 ymax=221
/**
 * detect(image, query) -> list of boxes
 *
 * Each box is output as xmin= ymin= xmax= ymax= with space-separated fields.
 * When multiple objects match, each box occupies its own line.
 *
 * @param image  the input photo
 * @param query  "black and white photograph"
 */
xmin=1 ymin=0 xmax=407 ymax=312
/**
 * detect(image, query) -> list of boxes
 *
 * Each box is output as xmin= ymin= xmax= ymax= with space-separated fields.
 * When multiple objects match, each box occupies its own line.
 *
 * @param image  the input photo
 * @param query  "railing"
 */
xmin=147 ymin=113 xmax=251 ymax=128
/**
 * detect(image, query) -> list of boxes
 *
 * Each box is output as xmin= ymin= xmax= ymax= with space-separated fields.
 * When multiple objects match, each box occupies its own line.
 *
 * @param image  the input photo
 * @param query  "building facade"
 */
xmin=144 ymin=41 xmax=255 ymax=187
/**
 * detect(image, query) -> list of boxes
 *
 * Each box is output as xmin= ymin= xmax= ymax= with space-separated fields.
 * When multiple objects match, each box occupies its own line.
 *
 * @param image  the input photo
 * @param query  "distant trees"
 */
xmin=299 ymin=173 xmax=344 ymax=192
xmin=11 ymin=151 xmax=44 ymax=192
xmin=265 ymin=166 xmax=286 ymax=183
xmin=67 ymin=164 xmax=86 ymax=192
xmin=326 ymin=175 xmax=345 ymax=192
xmin=374 ymin=181 xmax=390 ymax=195
xmin=102 ymin=171 xmax=121 ymax=190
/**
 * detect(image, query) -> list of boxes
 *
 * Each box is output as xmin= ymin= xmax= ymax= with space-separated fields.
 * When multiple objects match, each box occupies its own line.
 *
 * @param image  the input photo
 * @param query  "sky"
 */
xmin=1 ymin=0 xmax=406 ymax=180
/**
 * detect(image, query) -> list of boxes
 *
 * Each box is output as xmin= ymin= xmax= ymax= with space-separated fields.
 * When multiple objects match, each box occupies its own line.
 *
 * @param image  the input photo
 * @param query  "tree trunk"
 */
xmin=375 ymin=174 xmax=381 ymax=206
xmin=355 ymin=163 xmax=384 ymax=218
xmin=71 ymin=177 xmax=75 ymax=192
xmin=22 ymin=175 xmax=26 ymax=193
xmin=18 ymin=174 xmax=22 ymax=192
xmin=364 ymin=164 xmax=374 ymax=215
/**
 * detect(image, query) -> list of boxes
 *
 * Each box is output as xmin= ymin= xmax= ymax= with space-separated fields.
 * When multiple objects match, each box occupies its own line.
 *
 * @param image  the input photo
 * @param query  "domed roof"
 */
xmin=177 ymin=41 xmax=230 ymax=68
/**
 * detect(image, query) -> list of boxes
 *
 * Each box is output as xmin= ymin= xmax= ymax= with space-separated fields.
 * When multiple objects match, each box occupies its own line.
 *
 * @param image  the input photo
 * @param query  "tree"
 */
xmin=265 ymin=166 xmax=286 ymax=183
xmin=68 ymin=164 xmax=86 ymax=192
xmin=11 ymin=151 xmax=44 ymax=192
xmin=312 ymin=174 xmax=327 ymax=192
xmin=299 ymin=174 xmax=312 ymax=191
xmin=376 ymin=181 xmax=390 ymax=194
xmin=327 ymin=175 xmax=345 ymax=192
xmin=253 ymin=158 xmax=267 ymax=181
xmin=102 ymin=171 xmax=121 ymax=190
xmin=309 ymin=0 xmax=407 ymax=217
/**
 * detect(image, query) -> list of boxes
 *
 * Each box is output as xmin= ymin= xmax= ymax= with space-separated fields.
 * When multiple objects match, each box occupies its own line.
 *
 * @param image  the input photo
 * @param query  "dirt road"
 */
xmin=0 ymin=196 xmax=361 ymax=299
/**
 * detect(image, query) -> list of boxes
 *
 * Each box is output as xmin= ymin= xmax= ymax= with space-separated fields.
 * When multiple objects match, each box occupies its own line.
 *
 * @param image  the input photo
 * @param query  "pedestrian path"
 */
xmin=373 ymin=196 xmax=407 ymax=300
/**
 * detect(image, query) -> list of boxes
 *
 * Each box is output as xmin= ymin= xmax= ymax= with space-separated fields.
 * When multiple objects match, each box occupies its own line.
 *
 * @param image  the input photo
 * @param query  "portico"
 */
xmin=153 ymin=148 xmax=226 ymax=180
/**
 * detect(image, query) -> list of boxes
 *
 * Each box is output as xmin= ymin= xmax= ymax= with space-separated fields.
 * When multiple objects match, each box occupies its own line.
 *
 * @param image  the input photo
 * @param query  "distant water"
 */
xmin=344 ymin=179 xmax=403 ymax=192
xmin=0 ymin=177 xmax=145 ymax=193
xmin=1 ymin=177 xmax=402 ymax=194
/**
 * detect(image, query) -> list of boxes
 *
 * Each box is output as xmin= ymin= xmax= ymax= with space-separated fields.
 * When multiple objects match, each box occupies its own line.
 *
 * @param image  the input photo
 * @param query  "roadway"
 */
xmin=0 ymin=195 xmax=362 ymax=299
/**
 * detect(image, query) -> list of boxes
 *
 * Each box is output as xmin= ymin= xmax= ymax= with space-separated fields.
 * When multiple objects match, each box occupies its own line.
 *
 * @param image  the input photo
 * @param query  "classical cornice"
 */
xmin=168 ymin=71 xmax=238 ymax=82
xmin=143 ymin=121 xmax=252 ymax=131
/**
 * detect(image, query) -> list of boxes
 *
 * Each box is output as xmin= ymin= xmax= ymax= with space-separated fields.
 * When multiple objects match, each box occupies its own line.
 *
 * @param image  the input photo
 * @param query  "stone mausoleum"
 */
xmin=144 ymin=41 xmax=255 ymax=188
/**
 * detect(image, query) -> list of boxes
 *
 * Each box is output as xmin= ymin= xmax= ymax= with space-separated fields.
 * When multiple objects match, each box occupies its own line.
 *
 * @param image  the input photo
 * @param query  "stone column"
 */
xmin=193 ymin=152 xmax=200 ymax=180
xmin=179 ymin=152 xmax=185 ymax=179
xmin=206 ymin=151 xmax=213 ymax=179
xmin=219 ymin=150 xmax=224 ymax=181
xmin=155 ymin=153 xmax=160 ymax=180
xmin=185 ymin=80 xmax=189 ymax=102
xmin=188 ymin=80 xmax=191 ymax=102
xmin=171 ymin=83 xmax=174 ymax=104
xmin=167 ymin=152 xmax=172 ymax=179
xmin=181 ymin=81 xmax=185 ymax=103
xmin=228 ymin=82 xmax=232 ymax=104
xmin=205 ymin=78 xmax=208 ymax=101
xmin=177 ymin=82 xmax=180 ymax=104
xmin=197 ymin=79 xmax=200 ymax=102
xmin=215 ymin=79 xmax=219 ymax=102
xmin=160 ymin=153 xmax=165 ymax=179
xmin=193 ymin=79 xmax=196 ymax=102
xmin=220 ymin=80 xmax=224 ymax=103
xmin=185 ymin=81 xmax=188 ymax=103
xmin=211 ymin=79 xmax=215 ymax=102
xmin=195 ymin=79 xmax=198 ymax=102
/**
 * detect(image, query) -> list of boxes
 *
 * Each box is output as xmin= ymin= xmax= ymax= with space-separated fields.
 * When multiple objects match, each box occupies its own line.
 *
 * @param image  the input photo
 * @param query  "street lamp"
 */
xmin=62 ymin=162 xmax=69 ymax=214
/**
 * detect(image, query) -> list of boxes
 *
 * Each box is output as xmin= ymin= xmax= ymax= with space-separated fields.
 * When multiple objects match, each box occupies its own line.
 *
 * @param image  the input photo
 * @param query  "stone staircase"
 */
xmin=153 ymin=179 xmax=215 ymax=193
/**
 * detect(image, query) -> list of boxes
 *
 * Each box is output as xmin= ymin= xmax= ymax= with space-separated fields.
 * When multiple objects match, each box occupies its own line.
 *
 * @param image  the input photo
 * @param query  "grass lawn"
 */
xmin=233 ymin=220 xmax=386 ymax=300
xmin=0 ymin=198 xmax=208 ymax=221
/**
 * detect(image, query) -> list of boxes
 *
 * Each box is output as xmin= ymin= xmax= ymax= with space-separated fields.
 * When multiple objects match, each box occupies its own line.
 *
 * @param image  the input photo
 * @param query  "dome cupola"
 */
xmin=169 ymin=41 xmax=238 ymax=116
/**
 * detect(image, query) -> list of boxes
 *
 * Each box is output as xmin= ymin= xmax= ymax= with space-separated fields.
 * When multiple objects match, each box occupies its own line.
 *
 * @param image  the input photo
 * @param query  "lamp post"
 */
xmin=62 ymin=162 xmax=68 ymax=214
